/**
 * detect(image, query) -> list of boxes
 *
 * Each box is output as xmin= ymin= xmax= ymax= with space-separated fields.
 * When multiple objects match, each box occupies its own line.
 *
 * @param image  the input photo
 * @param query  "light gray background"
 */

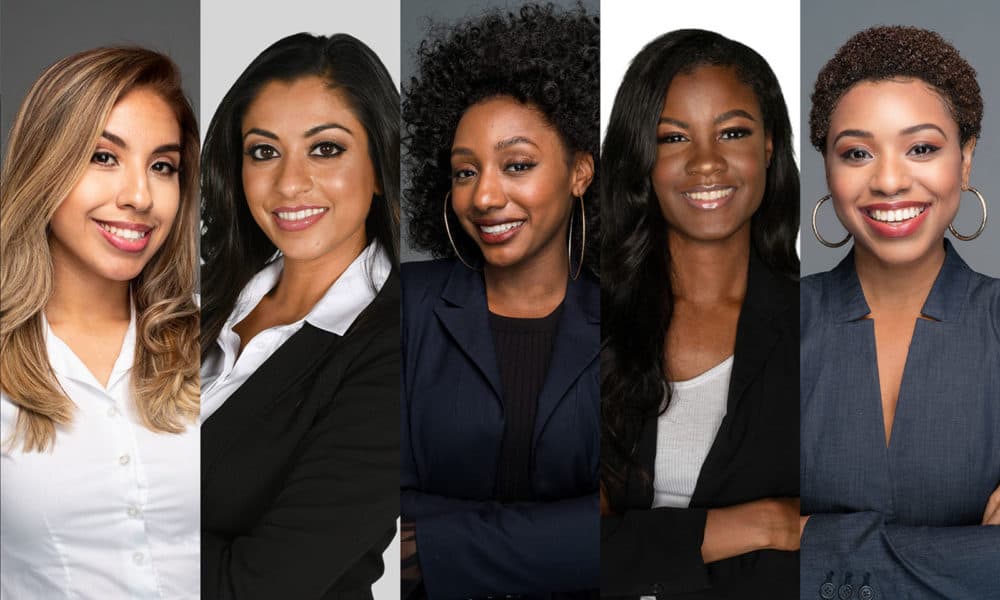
xmin=801 ymin=0 xmax=1000 ymax=276
xmin=200 ymin=2 xmax=401 ymax=597
xmin=400 ymin=0 xmax=599 ymax=263
xmin=0 ymin=0 xmax=200 ymax=158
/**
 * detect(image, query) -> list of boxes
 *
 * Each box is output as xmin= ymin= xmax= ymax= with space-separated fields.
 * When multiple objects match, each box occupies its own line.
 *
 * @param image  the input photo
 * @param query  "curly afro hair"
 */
xmin=810 ymin=25 xmax=983 ymax=152
xmin=402 ymin=3 xmax=600 ymax=272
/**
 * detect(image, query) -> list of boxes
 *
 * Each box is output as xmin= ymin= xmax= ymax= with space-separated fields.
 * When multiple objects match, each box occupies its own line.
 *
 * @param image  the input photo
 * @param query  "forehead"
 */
xmin=242 ymin=76 xmax=363 ymax=133
xmin=661 ymin=65 xmax=761 ymax=117
xmin=453 ymin=96 xmax=562 ymax=148
xmin=830 ymin=79 xmax=958 ymax=135
xmin=106 ymin=87 xmax=180 ymax=143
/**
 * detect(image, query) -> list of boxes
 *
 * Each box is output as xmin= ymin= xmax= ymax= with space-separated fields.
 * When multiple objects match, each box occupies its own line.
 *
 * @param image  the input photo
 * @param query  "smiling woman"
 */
xmin=0 ymin=47 xmax=199 ymax=599
xmin=198 ymin=33 xmax=400 ymax=600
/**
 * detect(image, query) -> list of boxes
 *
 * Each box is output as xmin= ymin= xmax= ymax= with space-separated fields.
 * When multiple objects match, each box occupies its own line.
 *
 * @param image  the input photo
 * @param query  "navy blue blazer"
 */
xmin=401 ymin=258 xmax=600 ymax=600
xmin=801 ymin=241 xmax=1000 ymax=599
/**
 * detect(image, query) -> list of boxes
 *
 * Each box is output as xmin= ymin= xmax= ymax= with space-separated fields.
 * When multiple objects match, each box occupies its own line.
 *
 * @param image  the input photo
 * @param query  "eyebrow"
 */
xmin=243 ymin=123 xmax=354 ymax=141
xmin=832 ymin=123 xmax=949 ymax=146
xmin=713 ymin=109 xmax=757 ymax=124
xmin=101 ymin=130 xmax=180 ymax=154
xmin=451 ymin=135 xmax=539 ymax=157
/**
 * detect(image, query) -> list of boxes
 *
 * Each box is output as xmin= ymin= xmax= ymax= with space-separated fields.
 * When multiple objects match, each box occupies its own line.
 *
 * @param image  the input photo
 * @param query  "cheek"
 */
xmin=241 ymin=163 xmax=271 ymax=213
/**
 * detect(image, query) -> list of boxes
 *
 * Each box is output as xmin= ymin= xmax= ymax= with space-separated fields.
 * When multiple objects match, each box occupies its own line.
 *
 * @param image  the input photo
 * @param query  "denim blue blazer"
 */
xmin=801 ymin=240 xmax=1000 ymax=599
xmin=401 ymin=258 xmax=600 ymax=600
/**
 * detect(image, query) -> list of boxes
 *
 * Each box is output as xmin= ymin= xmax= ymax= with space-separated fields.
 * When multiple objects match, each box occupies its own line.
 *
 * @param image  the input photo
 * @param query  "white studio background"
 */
xmin=601 ymin=0 xmax=801 ymax=255
xmin=200 ymin=2 xmax=401 ymax=599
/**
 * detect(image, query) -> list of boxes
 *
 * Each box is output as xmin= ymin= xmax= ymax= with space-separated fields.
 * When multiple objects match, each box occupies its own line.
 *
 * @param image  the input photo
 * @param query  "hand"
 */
xmin=701 ymin=497 xmax=800 ymax=563
xmin=984 ymin=485 xmax=1000 ymax=525
xmin=762 ymin=498 xmax=802 ymax=552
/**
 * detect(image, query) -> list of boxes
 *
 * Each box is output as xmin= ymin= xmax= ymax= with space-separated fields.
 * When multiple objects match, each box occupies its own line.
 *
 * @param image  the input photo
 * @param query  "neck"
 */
xmin=46 ymin=251 xmax=130 ymax=325
xmin=668 ymin=225 xmax=750 ymax=304
xmin=484 ymin=242 xmax=569 ymax=318
xmin=271 ymin=237 xmax=368 ymax=316
xmin=854 ymin=241 xmax=945 ymax=313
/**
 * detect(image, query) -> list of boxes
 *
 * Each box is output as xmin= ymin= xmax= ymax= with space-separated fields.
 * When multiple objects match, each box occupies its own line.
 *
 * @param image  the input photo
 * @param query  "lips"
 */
xmin=94 ymin=219 xmax=152 ymax=253
xmin=473 ymin=219 xmax=525 ymax=244
xmin=681 ymin=186 xmax=736 ymax=210
xmin=272 ymin=206 xmax=329 ymax=231
xmin=859 ymin=201 xmax=930 ymax=238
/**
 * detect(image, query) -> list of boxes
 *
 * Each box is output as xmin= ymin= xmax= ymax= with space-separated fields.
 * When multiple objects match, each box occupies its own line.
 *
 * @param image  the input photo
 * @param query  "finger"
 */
xmin=983 ymin=488 xmax=1000 ymax=525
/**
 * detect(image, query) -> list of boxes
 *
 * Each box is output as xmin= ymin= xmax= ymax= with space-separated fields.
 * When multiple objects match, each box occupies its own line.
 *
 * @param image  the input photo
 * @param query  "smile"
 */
xmin=475 ymin=220 xmax=525 ymax=244
xmin=479 ymin=221 xmax=524 ymax=234
xmin=860 ymin=202 xmax=931 ymax=238
xmin=864 ymin=205 xmax=926 ymax=223
xmin=682 ymin=187 xmax=735 ymax=210
xmin=275 ymin=207 xmax=327 ymax=221
xmin=94 ymin=220 xmax=152 ymax=253
xmin=272 ymin=206 xmax=329 ymax=231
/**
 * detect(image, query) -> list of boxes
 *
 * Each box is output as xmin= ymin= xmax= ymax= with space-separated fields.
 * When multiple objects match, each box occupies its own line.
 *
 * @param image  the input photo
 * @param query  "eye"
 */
xmin=151 ymin=160 xmax=179 ymax=175
xmin=720 ymin=128 xmax=752 ymax=140
xmin=657 ymin=133 xmax=687 ymax=144
xmin=908 ymin=143 xmax=940 ymax=157
xmin=310 ymin=141 xmax=344 ymax=158
xmin=504 ymin=161 xmax=536 ymax=173
xmin=452 ymin=168 xmax=477 ymax=181
xmin=246 ymin=144 xmax=279 ymax=161
xmin=91 ymin=151 xmax=119 ymax=166
xmin=840 ymin=148 xmax=872 ymax=162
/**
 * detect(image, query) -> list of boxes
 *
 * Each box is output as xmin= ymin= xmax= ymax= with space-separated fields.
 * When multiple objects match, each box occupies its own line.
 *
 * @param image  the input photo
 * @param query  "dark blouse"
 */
xmin=490 ymin=305 xmax=564 ymax=502
xmin=800 ymin=240 xmax=1000 ymax=598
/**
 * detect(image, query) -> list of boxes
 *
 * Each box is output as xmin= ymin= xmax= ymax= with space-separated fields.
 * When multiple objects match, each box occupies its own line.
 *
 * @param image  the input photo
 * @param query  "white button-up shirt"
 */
xmin=1 ymin=309 xmax=199 ymax=599
xmin=200 ymin=241 xmax=391 ymax=422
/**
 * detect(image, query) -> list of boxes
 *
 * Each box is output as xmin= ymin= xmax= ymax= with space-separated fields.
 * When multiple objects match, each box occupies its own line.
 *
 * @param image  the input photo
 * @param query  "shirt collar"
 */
xmin=828 ymin=239 xmax=972 ymax=323
xmin=227 ymin=241 xmax=392 ymax=336
xmin=44 ymin=300 xmax=137 ymax=391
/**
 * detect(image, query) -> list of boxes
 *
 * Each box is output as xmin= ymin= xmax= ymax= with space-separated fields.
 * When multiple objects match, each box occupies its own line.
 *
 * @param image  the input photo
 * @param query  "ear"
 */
xmin=571 ymin=151 xmax=595 ymax=198
xmin=960 ymin=136 xmax=977 ymax=189
xmin=765 ymin=132 xmax=774 ymax=168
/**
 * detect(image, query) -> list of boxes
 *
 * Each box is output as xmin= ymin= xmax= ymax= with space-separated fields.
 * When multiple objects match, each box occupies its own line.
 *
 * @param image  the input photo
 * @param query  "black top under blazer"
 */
xmin=201 ymin=273 xmax=400 ymax=600
xmin=601 ymin=253 xmax=800 ymax=599
xmin=401 ymin=258 xmax=600 ymax=600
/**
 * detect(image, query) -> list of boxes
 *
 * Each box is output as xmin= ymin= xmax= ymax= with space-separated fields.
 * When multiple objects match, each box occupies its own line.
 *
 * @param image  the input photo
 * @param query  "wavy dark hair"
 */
xmin=200 ymin=33 xmax=400 ymax=356
xmin=402 ymin=3 xmax=600 ymax=274
xmin=600 ymin=29 xmax=800 ymax=506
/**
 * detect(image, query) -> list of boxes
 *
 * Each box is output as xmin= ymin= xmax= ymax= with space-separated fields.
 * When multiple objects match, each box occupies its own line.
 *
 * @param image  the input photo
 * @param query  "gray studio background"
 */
xmin=0 ymin=0 xmax=199 ymax=158
xmin=401 ymin=0 xmax=599 ymax=263
xmin=801 ymin=0 xmax=999 ymax=276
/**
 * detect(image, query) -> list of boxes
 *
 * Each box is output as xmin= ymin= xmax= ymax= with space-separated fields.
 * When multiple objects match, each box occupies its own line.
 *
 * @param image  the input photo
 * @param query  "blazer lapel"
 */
xmin=201 ymin=324 xmax=339 ymax=479
xmin=534 ymin=274 xmax=600 ymax=442
xmin=433 ymin=261 xmax=504 ymax=401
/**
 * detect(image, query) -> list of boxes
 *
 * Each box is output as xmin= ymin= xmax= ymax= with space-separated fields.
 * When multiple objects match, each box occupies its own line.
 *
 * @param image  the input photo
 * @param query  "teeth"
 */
xmin=276 ymin=208 xmax=327 ymax=221
xmin=686 ymin=189 xmax=732 ymax=201
xmin=479 ymin=221 xmax=524 ymax=234
xmin=867 ymin=206 xmax=926 ymax=223
xmin=100 ymin=223 xmax=148 ymax=240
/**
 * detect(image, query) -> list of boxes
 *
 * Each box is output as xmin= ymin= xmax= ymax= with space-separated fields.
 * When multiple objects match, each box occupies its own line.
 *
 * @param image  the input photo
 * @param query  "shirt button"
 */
xmin=127 ymin=506 xmax=140 ymax=518
xmin=859 ymin=585 xmax=874 ymax=600
xmin=838 ymin=584 xmax=853 ymax=599
xmin=133 ymin=552 xmax=144 ymax=565
xmin=820 ymin=582 xmax=836 ymax=599
xmin=119 ymin=454 xmax=130 ymax=466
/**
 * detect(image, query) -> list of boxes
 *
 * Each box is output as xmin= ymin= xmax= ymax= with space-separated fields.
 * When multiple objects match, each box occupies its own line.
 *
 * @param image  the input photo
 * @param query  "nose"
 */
xmin=869 ymin=155 xmax=912 ymax=197
xmin=469 ymin=167 xmax=507 ymax=212
xmin=685 ymin=140 xmax=726 ymax=177
xmin=276 ymin=155 xmax=313 ymax=198
xmin=116 ymin=163 xmax=152 ymax=212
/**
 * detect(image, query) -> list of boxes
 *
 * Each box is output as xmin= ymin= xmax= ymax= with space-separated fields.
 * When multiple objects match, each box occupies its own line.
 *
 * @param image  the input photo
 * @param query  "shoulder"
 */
xmin=800 ymin=268 xmax=835 ymax=326
xmin=401 ymin=258 xmax=457 ymax=313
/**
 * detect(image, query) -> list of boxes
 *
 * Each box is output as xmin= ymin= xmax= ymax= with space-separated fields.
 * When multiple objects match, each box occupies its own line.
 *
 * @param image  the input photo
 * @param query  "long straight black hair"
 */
xmin=200 ymin=33 xmax=400 ymax=357
xmin=601 ymin=29 xmax=799 ymax=506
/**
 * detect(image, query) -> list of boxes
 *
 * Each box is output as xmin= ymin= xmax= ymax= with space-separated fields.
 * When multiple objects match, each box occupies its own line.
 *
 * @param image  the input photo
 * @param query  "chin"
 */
xmin=852 ymin=234 xmax=944 ymax=267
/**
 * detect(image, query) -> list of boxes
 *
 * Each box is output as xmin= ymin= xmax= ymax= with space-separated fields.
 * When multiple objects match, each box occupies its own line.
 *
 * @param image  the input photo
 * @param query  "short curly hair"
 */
xmin=810 ymin=25 xmax=983 ymax=152
xmin=402 ymin=3 xmax=600 ymax=272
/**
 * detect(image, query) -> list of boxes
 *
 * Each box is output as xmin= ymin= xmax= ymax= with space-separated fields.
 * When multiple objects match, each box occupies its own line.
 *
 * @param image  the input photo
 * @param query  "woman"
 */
xmin=0 ymin=48 xmax=199 ymax=598
xmin=199 ymin=33 xmax=399 ymax=600
xmin=600 ymin=30 xmax=801 ymax=599
xmin=802 ymin=25 xmax=1000 ymax=598
xmin=400 ymin=5 xmax=600 ymax=598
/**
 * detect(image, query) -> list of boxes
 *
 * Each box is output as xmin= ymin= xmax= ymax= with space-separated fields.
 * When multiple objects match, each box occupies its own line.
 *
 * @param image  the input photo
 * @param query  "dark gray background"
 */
xmin=801 ymin=0 xmax=999 ymax=276
xmin=1 ymin=0 xmax=199 ymax=158
xmin=400 ymin=0 xmax=599 ymax=263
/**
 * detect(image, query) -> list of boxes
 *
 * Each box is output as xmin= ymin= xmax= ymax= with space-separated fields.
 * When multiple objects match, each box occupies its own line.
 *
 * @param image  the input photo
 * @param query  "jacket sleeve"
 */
xmin=801 ymin=512 xmax=1000 ymax=598
xmin=414 ymin=492 xmax=599 ymax=600
xmin=202 ymin=327 xmax=400 ymax=600
xmin=600 ymin=507 xmax=710 ymax=597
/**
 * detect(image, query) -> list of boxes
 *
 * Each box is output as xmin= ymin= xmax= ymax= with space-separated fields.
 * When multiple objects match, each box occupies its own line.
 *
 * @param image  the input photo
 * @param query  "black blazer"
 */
xmin=201 ymin=273 xmax=400 ymax=600
xmin=601 ymin=254 xmax=799 ymax=599
xmin=401 ymin=259 xmax=600 ymax=600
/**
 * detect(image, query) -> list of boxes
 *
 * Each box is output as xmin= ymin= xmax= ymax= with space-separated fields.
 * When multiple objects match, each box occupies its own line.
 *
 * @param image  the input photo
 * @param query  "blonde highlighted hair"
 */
xmin=0 ymin=47 xmax=200 ymax=452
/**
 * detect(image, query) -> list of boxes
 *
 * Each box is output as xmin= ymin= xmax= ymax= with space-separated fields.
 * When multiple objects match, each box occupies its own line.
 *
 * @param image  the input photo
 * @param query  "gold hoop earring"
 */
xmin=443 ymin=191 xmax=480 ymax=271
xmin=948 ymin=186 xmax=988 ymax=241
xmin=812 ymin=194 xmax=851 ymax=248
xmin=568 ymin=195 xmax=586 ymax=281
